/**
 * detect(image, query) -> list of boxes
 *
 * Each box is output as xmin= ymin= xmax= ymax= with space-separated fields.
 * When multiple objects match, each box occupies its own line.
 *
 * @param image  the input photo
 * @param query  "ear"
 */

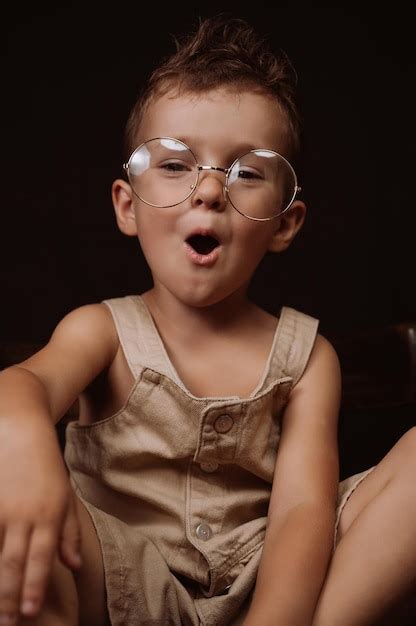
xmin=112 ymin=179 xmax=138 ymax=236
xmin=268 ymin=200 xmax=306 ymax=253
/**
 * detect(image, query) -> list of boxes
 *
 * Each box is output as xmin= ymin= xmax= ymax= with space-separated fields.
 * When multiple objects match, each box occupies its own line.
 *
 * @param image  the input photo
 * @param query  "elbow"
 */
xmin=0 ymin=365 xmax=52 ymax=409
xmin=4 ymin=364 xmax=45 ymax=386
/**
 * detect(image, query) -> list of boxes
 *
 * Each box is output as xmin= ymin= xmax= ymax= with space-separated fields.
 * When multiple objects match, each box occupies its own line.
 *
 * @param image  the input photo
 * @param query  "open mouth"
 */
xmin=186 ymin=234 xmax=220 ymax=255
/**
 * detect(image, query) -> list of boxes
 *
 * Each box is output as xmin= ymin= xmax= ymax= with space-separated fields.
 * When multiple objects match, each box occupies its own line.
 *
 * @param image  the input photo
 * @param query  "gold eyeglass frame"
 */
xmin=123 ymin=136 xmax=301 ymax=221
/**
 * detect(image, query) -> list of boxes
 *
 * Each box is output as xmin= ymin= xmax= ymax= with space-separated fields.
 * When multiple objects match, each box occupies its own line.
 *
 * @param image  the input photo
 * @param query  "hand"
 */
xmin=0 ymin=418 xmax=82 ymax=622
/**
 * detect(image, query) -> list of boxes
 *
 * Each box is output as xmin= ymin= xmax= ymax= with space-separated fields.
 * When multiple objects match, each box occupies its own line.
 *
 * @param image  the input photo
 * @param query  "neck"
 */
xmin=142 ymin=283 xmax=257 ymax=339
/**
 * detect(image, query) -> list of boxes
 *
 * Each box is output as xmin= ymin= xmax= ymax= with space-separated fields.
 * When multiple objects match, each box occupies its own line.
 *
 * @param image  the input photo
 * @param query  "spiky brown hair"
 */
xmin=124 ymin=15 xmax=301 ymax=160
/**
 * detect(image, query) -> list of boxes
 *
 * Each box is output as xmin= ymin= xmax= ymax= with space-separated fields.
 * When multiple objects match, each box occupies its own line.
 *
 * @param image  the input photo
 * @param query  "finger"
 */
xmin=19 ymin=525 xmax=58 ymax=618
xmin=59 ymin=496 xmax=82 ymax=570
xmin=0 ymin=523 xmax=31 ymax=623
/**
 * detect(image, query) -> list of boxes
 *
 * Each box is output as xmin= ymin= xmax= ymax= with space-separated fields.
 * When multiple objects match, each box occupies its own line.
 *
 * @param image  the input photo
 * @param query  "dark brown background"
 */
xmin=3 ymin=3 xmax=416 ymax=342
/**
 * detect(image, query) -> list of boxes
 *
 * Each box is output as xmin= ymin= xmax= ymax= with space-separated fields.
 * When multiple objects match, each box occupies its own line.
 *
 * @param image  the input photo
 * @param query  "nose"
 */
xmin=191 ymin=168 xmax=227 ymax=211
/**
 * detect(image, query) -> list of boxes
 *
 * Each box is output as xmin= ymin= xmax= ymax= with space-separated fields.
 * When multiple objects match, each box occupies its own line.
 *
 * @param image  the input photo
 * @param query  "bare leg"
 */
xmin=312 ymin=427 xmax=416 ymax=626
xmin=18 ymin=495 xmax=109 ymax=626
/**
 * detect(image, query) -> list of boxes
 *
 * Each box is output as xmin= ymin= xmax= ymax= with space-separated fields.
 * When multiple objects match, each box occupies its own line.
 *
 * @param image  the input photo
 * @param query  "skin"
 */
xmin=0 ymin=87 xmax=415 ymax=626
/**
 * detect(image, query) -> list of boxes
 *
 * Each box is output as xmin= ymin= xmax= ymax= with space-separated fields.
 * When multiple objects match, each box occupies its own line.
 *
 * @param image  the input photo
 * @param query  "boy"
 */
xmin=1 ymin=14 xmax=416 ymax=626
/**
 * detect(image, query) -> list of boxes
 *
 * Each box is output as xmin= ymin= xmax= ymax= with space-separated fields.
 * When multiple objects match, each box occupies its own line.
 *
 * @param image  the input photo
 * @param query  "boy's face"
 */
xmin=113 ymin=87 xmax=305 ymax=307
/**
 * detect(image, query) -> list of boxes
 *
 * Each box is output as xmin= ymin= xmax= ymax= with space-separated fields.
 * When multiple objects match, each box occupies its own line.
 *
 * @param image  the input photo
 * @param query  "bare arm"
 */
xmin=243 ymin=334 xmax=341 ymax=626
xmin=0 ymin=303 xmax=118 ymax=620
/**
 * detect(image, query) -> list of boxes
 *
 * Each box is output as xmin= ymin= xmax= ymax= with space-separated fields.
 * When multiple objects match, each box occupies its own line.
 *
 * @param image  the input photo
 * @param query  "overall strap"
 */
xmin=264 ymin=306 xmax=320 ymax=389
xmin=102 ymin=295 xmax=181 ymax=382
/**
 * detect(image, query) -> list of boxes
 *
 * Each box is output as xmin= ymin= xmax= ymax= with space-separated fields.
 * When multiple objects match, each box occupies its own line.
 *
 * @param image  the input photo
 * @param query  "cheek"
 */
xmin=234 ymin=220 xmax=276 ymax=256
xmin=134 ymin=207 xmax=182 ymax=275
xmin=134 ymin=206 xmax=171 ymax=245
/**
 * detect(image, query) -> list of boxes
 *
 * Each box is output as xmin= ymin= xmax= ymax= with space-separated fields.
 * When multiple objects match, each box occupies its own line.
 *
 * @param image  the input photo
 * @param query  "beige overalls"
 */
xmin=64 ymin=295 xmax=374 ymax=625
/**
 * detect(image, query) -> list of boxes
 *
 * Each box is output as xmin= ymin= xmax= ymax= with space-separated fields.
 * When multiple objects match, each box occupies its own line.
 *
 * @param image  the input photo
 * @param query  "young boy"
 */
xmin=1 ymin=14 xmax=416 ymax=626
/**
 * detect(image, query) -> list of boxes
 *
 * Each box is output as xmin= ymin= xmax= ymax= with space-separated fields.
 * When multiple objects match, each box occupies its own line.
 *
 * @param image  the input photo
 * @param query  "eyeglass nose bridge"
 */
xmin=197 ymin=165 xmax=229 ymax=174
xmin=191 ymin=164 xmax=230 ymax=200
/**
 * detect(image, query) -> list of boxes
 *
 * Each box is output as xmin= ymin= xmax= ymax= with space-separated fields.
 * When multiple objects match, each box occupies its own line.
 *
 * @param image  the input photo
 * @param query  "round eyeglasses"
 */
xmin=123 ymin=137 xmax=301 ymax=221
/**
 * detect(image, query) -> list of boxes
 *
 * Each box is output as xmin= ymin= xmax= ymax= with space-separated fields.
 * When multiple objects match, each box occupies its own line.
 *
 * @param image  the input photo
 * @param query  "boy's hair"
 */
xmin=124 ymin=15 xmax=301 ymax=161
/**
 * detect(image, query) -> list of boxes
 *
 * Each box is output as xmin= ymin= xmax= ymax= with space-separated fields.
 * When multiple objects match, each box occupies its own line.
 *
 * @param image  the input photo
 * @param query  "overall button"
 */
xmin=200 ymin=461 xmax=219 ymax=473
xmin=214 ymin=414 xmax=234 ymax=433
xmin=196 ymin=523 xmax=213 ymax=541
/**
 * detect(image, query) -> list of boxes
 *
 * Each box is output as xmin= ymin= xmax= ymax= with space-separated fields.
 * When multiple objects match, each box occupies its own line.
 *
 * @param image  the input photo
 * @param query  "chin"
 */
xmin=172 ymin=282 xmax=243 ymax=309
xmin=178 ymin=291 xmax=224 ymax=308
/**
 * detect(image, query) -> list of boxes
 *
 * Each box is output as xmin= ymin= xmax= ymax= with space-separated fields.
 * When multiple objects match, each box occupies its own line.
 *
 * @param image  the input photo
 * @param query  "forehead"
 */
xmin=138 ymin=88 xmax=289 ymax=155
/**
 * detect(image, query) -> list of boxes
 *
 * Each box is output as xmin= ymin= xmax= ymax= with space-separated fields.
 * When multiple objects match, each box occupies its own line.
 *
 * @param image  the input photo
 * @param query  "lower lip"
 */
xmin=184 ymin=242 xmax=221 ymax=266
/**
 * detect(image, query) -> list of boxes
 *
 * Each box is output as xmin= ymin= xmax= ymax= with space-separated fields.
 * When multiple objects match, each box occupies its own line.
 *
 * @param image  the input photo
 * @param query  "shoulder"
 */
xmin=292 ymin=332 xmax=341 ymax=398
xmin=310 ymin=333 xmax=340 ymax=370
xmin=26 ymin=302 xmax=120 ymax=376
xmin=310 ymin=333 xmax=340 ymax=364
xmin=50 ymin=302 xmax=118 ymax=351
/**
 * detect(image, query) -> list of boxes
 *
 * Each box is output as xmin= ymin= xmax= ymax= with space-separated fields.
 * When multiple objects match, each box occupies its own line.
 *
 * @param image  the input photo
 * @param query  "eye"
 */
xmin=160 ymin=161 xmax=191 ymax=173
xmin=237 ymin=168 xmax=263 ymax=181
